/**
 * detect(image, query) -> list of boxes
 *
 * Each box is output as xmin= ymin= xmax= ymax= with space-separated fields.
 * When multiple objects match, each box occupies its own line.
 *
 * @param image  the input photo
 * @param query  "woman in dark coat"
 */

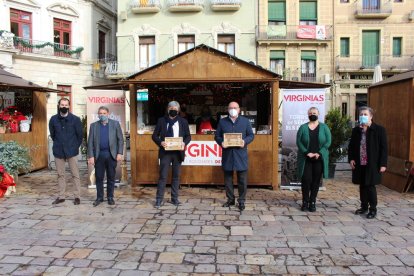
xmin=348 ymin=106 xmax=387 ymax=219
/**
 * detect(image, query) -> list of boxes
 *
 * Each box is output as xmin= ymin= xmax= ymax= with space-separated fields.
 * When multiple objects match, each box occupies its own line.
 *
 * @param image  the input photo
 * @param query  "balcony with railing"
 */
xmin=167 ymin=0 xmax=204 ymax=12
xmin=210 ymin=0 xmax=242 ymax=11
xmin=268 ymin=68 xmax=326 ymax=83
xmin=0 ymin=31 xmax=83 ymax=60
xmin=355 ymin=0 xmax=392 ymax=19
xmin=336 ymin=55 xmax=414 ymax=72
xmin=129 ymin=0 xmax=161 ymax=14
xmin=256 ymin=25 xmax=333 ymax=45
xmin=101 ymin=61 xmax=159 ymax=79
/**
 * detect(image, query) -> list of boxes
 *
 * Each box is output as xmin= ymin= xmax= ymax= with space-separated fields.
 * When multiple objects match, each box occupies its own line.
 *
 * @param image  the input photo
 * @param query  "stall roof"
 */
xmin=0 ymin=67 xmax=60 ymax=92
xmin=370 ymin=70 xmax=414 ymax=88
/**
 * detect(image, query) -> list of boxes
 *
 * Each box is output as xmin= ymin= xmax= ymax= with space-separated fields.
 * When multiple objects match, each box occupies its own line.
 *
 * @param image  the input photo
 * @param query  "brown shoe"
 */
xmin=74 ymin=198 xmax=80 ymax=205
xmin=52 ymin=198 xmax=65 ymax=205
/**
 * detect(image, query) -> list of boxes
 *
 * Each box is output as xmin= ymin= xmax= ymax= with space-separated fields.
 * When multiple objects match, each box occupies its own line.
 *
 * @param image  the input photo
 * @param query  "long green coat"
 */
xmin=296 ymin=122 xmax=331 ymax=179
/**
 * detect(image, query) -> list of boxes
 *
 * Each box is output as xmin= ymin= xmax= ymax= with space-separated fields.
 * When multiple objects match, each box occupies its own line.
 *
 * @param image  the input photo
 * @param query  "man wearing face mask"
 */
xmin=196 ymin=105 xmax=217 ymax=134
xmin=296 ymin=107 xmax=331 ymax=212
xmin=215 ymin=102 xmax=254 ymax=211
xmin=49 ymin=98 xmax=83 ymax=205
xmin=348 ymin=106 xmax=387 ymax=219
xmin=152 ymin=101 xmax=191 ymax=208
xmin=87 ymin=106 xmax=124 ymax=206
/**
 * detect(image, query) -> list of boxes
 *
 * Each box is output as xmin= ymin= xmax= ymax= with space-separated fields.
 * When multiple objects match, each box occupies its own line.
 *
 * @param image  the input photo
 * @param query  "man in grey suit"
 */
xmin=87 ymin=106 xmax=124 ymax=206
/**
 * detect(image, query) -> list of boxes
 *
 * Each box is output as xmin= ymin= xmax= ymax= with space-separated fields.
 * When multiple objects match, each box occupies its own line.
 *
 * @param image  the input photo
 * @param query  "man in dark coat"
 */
xmin=49 ymin=98 xmax=82 ymax=205
xmin=87 ymin=106 xmax=124 ymax=206
xmin=348 ymin=106 xmax=387 ymax=219
xmin=152 ymin=101 xmax=191 ymax=208
xmin=215 ymin=101 xmax=254 ymax=211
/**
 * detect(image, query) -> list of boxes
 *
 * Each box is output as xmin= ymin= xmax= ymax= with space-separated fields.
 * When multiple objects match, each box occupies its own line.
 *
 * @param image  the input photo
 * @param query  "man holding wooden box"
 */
xmin=215 ymin=102 xmax=255 ymax=211
xmin=152 ymin=101 xmax=191 ymax=208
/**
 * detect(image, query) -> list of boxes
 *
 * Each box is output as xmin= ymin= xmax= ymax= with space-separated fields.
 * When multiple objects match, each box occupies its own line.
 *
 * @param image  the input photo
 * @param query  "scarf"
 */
xmin=164 ymin=115 xmax=179 ymax=137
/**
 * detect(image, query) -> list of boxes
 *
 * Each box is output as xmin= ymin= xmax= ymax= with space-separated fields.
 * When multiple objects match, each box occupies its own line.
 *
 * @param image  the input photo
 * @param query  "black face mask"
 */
xmin=168 ymin=110 xmax=178 ymax=117
xmin=59 ymin=107 xmax=69 ymax=114
xmin=308 ymin=115 xmax=318 ymax=122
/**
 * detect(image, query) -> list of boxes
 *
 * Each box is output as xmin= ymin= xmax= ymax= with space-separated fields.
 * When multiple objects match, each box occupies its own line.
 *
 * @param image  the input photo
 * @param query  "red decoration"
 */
xmin=0 ymin=164 xmax=16 ymax=198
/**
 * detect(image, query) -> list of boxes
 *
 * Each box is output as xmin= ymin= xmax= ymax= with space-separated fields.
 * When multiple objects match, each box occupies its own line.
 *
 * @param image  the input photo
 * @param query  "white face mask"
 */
xmin=228 ymin=108 xmax=238 ymax=117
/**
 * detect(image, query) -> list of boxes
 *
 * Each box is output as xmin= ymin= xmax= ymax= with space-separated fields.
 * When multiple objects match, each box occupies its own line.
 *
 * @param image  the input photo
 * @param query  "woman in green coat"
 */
xmin=296 ymin=107 xmax=331 ymax=212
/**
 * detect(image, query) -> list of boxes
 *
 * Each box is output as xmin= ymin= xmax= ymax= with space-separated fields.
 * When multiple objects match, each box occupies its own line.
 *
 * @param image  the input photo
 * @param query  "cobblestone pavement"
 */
xmin=1 ymin=169 xmax=414 ymax=275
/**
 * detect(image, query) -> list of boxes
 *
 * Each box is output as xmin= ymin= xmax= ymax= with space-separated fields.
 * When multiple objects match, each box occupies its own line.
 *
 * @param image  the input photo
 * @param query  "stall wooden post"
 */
xmin=271 ymin=82 xmax=279 ymax=190
xmin=129 ymin=84 xmax=138 ymax=186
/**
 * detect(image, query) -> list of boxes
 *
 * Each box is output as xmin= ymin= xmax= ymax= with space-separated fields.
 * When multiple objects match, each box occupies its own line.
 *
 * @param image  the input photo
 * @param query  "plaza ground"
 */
xmin=1 ymin=167 xmax=414 ymax=275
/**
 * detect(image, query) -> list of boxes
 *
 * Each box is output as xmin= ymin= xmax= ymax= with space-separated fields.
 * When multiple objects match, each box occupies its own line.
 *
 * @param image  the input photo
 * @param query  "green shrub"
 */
xmin=325 ymin=108 xmax=352 ymax=164
xmin=0 ymin=141 xmax=32 ymax=176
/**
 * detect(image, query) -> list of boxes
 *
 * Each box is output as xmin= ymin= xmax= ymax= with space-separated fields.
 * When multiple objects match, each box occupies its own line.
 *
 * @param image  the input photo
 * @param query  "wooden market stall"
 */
xmin=0 ymin=68 xmax=58 ymax=171
xmin=123 ymin=45 xmax=280 ymax=189
xmin=368 ymin=71 xmax=414 ymax=192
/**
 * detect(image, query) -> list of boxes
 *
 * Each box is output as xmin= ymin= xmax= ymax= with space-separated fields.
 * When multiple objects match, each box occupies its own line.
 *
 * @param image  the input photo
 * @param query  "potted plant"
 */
xmin=324 ymin=108 xmax=352 ymax=178
xmin=0 ymin=140 xmax=32 ymax=182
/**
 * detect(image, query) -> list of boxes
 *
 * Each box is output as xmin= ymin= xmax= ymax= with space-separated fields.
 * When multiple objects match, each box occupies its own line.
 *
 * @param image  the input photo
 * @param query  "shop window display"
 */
xmin=0 ymin=91 xmax=33 ymax=133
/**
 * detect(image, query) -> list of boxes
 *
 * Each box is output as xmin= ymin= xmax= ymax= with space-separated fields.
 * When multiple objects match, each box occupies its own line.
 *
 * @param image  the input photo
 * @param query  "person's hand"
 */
xmin=380 ymin=166 xmax=386 ymax=173
xmin=314 ymin=153 xmax=320 ymax=159
xmin=350 ymin=160 xmax=356 ymax=170
xmin=181 ymin=142 xmax=185 ymax=151
xmin=116 ymin=154 xmax=122 ymax=162
xmin=240 ymin=140 xmax=245 ymax=148
xmin=307 ymin=153 xmax=315 ymax=158
xmin=88 ymin=157 xmax=95 ymax=166
xmin=222 ymin=143 xmax=228 ymax=149
xmin=161 ymin=141 xmax=167 ymax=148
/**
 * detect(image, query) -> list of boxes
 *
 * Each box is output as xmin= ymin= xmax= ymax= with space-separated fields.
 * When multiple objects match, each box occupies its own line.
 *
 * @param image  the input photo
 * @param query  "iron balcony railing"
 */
xmin=8 ymin=36 xmax=83 ymax=59
xmin=103 ymin=61 xmax=159 ymax=77
xmin=256 ymin=25 xmax=333 ymax=41
xmin=336 ymin=55 xmax=414 ymax=71
xmin=355 ymin=0 xmax=392 ymax=15
xmin=268 ymin=68 xmax=320 ymax=83
xmin=166 ymin=0 xmax=204 ymax=8
xmin=129 ymin=0 xmax=162 ymax=9
xmin=210 ymin=0 xmax=242 ymax=4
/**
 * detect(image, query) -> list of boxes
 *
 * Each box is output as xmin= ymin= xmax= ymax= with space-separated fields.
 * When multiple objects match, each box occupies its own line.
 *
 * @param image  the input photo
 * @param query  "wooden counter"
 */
xmin=134 ymin=134 xmax=273 ymax=186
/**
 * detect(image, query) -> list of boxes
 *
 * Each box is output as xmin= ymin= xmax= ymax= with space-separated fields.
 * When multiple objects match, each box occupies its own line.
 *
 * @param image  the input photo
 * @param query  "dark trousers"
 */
xmin=157 ymin=152 xmax=182 ymax=202
xmin=301 ymin=159 xmax=323 ymax=203
xmin=359 ymin=165 xmax=377 ymax=211
xmin=224 ymin=170 xmax=247 ymax=203
xmin=95 ymin=151 xmax=117 ymax=200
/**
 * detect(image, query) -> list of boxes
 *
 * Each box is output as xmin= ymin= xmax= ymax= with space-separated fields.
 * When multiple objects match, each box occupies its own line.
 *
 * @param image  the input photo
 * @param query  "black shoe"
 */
xmin=171 ymin=199 xmax=182 ymax=206
xmin=155 ymin=200 xmax=163 ymax=208
xmin=93 ymin=199 xmax=103 ymax=207
xmin=74 ymin=198 xmax=80 ymax=205
xmin=238 ymin=203 xmax=245 ymax=211
xmin=367 ymin=210 xmax=377 ymax=219
xmin=52 ymin=198 xmax=65 ymax=205
xmin=222 ymin=200 xmax=235 ymax=207
xmin=355 ymin=208 xmax=368 ymax=215
xmin=301 ymin=201 xmax=308 ymax=212
xmin=108 ymin=198 xmax=115 ymax=205
xmin=308 ymin=201 xmax=316 ymax=212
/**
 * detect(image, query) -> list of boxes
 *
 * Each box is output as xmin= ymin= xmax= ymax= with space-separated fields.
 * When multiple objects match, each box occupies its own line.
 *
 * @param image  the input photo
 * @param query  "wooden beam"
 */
xmin=129 ymin=84 xmax=138 ymax=187
xmin=271 ymin=81 xmax=280 ymax=190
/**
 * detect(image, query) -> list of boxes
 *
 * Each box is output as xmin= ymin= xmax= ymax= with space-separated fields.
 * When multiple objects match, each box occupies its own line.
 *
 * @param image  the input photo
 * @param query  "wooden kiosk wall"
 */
xmin=126 ymin=46 xmax=280 ymax=189
xmin=0 ymin=91 xmax=48 ymax=171
xmin=368 ymin=75 xmax=414 ymax=192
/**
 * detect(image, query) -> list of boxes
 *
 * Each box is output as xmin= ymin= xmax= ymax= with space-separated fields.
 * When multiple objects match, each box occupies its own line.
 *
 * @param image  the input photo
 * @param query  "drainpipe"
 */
xmin=331 ymin=0 xmax=336 ymax=110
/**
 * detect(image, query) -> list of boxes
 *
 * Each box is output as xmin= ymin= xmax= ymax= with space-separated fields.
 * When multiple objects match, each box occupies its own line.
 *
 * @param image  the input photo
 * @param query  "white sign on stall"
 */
xmin=182 ymin=141 xmax=222 ymax=166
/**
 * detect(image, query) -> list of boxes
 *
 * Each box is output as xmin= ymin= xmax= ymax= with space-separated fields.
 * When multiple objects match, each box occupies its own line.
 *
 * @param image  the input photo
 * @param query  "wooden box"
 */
xmin=165 ymin=137 xmax=183 ymax=151
xmin=223 ymin=133 xmax=243 ymax=147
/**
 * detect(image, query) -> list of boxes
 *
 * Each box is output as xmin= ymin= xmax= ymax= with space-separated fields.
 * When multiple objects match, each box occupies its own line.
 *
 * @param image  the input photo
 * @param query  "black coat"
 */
xmin=49 ymin=113 xmax=82 ymax=159
xmin=152 ymin=116 xmax=191 ymax=162
xmin=348 ymin=123 xmax=388 ymax=186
